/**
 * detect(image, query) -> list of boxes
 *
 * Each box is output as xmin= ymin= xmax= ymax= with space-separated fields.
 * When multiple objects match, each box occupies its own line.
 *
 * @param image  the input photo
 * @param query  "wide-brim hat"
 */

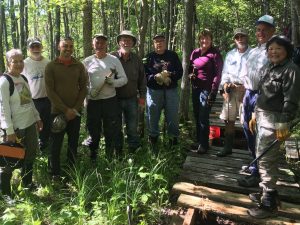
xmin=256 ymin=15 xmax=275 ymax=27
xmin=233 ymin=28 xmax=248 ymax=38
xmin=117 ymin=30 xmax=137 ymax=46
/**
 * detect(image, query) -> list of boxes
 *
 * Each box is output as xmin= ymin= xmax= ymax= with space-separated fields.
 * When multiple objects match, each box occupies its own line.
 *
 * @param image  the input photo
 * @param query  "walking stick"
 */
xmin=243 ymin=118 xmax=300 ymax=172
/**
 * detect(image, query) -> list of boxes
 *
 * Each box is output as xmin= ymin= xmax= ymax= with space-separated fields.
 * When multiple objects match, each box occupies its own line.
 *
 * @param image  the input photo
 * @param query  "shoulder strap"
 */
xmin=21 ymin=74 xmax=28 ymax=83
xmin=3 ymin=74 xmax=14 ymax=96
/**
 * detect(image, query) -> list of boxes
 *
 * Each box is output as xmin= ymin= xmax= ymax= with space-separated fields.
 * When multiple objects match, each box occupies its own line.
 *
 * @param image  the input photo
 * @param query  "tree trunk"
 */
xmin=20 ymin=0 xmax=27 ymax=56
xmin=291 ymin=0 xmax=300 ymax=47
xmin=83 ymin=0 xmax=93 ymax=58
xmin=100 ymin=0 xmax=108 ymax=35
xmin=63 ymin=7 xmax=70 ymax=37
xmin=47 ymin=1 xmax=54 ymax=59
xmin=136 ymin=0 xmax=149 ymax=58
xmin=10 ymin=0 xmax=18 ymax=48
xmin=55 ymin=5 xmax=61 ymax=57
xmin=1 ymin=0 xmax=9 ymax=52
xmin=0 ymin=0 xmax=5 ymax=72
xmin=119 ymin=0 xmax=124 ymax=31
xmin=180 ymin=0 xmax=195 ymax=121
xmin=165 ymin=0 xmax=171 ymax=49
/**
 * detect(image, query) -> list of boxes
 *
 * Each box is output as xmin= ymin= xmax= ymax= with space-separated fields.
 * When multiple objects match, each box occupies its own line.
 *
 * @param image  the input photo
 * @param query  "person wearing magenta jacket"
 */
xmin=189 ymin=29 xmax=223 ymax=154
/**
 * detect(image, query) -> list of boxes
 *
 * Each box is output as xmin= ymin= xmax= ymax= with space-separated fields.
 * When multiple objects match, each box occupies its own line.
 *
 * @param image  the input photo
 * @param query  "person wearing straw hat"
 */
xmin=217 ymin=28 xmax=251 ymax=157
xmin=111 ymin=30 xmax=146 ymax=153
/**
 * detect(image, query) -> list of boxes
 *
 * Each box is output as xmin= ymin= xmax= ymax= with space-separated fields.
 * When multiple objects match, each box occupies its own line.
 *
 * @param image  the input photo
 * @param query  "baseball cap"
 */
xmin=153 ymin=34 xmax=165 ymax=40
xmin=233 ymin=28 xmax=248 ymax=38
xmin=27 ymin=37 xmax=42 ymax=48
xmin=93 ymin=34 xmax=108 ymax=40
xmin=117 ymin=30 xmax=137 ymax=46
xmin=256 ymin=15 xmax=275 ymax=27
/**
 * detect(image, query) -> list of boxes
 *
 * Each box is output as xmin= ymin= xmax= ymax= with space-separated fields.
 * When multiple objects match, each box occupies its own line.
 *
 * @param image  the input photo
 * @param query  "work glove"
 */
xmin=275 ymin=122 xmax=290 ymax=141
xmin=161 ymin=70 xmax=171 ymax=86
xmin=105 ymin=75 xmax=114 ymax=85
xmin=207 ymin=92 xmax=216 ymax=106
xmin=249 ymin=118 xmax=256 ymax=134
xmin=154 ymin=73 xmax=164 ymax=85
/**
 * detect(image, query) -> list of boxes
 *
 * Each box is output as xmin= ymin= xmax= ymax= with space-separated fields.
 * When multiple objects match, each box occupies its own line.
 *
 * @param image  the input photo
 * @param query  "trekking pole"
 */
xmin=243 ymin=118 xmax=300 ymax=172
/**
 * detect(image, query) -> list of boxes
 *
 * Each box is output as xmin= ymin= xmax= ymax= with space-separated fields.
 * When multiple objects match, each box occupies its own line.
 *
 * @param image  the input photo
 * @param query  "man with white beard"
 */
xmin=23 ymin=37 xmax=51 ymax=152
xmin=111 ymin=30 xmax=146 ymax=153
xmin=216 ymin=28 xmax=251 ymax=157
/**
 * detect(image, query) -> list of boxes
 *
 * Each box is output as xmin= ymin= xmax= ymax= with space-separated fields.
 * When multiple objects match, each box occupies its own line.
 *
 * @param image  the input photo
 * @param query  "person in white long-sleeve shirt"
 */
xmin=217 ymin=28 xmax=251 ymax=157
xmin=0 ymin=49 xmax=42 ymax=196
xmin=237 ymin=15 xmax=276 ymax=188
xmin=83 ymin=34 xmax=127 ymax=160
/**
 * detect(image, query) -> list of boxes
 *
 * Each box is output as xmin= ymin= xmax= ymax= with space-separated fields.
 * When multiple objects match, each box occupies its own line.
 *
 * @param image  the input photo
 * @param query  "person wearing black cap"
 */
xmin=247 ymin=35 xmax=300 ymax=218
xmin=144 ymin=34 xmax=183 ymax=153
xmin=237 ymin=15 xmax=276 ymax=188
xmin=111 ymin=30 xmax=146 ymax=153
xmin=23 ymin=37 xmax=51 ymax=153
xmin=45 ymin=37 xmax=87 ymax=178
xmin=217 ymin=28 xmax=251 ymax=157
xmin=83 ymin=34 xmax=127 ymax=160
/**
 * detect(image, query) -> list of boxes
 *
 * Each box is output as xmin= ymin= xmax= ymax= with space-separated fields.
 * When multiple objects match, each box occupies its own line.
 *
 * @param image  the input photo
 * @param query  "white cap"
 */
xmin=256 ymin=15 xmax=275 ymax=27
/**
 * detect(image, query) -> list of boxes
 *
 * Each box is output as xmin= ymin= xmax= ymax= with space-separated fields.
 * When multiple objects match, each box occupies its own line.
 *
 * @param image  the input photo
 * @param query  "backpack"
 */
xmin=1 ymin=73 xmax=28 ymax=96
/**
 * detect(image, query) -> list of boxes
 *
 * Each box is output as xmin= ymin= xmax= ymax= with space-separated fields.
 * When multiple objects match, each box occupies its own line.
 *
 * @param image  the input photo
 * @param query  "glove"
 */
xmin=207 ymin=92 xmax=216 ymax=105
xmin=163 ymin=77 xmax=171 ymax=86
xmin=249 ymin=118 xmax=256 ymax=134
xmin=154 ymin=73 xmax=164 ymax=85
xmin=105 ymin=76 xmax=114 ymax=85
xmin=276 ymin=123 xmax=290 ymax=141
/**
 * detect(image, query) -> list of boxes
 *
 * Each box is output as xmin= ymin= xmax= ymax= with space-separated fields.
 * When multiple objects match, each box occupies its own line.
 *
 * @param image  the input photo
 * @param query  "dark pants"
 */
xmin=192 ymin=88 xmax=211 ymax=150
xmin=242 ymin=89 xmax=258 ymax=174
xmin=33 ymin=97 xmax=51 ymax=150
xmin=48 ymin=115 xmax=81 ymax=176
xmin=86 ymin=96 xmax=122 ymax=158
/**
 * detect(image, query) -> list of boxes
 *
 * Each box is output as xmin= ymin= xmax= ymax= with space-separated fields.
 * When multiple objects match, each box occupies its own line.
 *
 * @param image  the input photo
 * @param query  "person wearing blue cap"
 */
xmin=237 ymin=15 xmax=276 ymax=188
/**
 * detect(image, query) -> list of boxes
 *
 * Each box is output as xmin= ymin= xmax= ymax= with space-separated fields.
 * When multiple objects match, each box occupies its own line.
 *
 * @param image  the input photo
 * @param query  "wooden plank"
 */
xmin=180 ymin=170 xmax=300 ymax=203
xmin=177 ymin=194 xmax=299 ymax=225
xmin=173 ymin=182 xmax=300 ymax=220
xmin=182 ymin=208 xmax=197 ymax=225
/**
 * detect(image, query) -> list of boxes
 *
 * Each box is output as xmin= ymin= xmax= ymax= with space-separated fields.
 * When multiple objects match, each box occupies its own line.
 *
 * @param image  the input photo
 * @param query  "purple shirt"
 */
xmin=189 ymin=47 xmax=223 ymax=93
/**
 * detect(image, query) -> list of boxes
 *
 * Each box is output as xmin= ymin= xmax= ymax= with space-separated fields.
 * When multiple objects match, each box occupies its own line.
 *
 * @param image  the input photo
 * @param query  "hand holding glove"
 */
xmin=154 ymin=73 xmax=164 ymax=85
xmin=105 ymin=75 xmax=114 ymax=85
xmin=161 ymin=70 xmax=171 ymax=86
xmin=276 ymin=123 xmax=290 ymax=141
xmin=249 ymin=113 xmax=256 ymax=134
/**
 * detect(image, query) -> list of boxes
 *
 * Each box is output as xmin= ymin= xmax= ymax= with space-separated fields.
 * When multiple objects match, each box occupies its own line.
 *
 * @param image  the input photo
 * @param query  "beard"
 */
xmin=236 ymin=43 xmax=247 ymax=51
xmin=121 ymin=46 xmax=131 ymax=53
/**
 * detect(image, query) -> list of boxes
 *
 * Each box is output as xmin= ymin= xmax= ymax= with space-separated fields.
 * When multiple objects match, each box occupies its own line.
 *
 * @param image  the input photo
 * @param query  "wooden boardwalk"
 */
xmin=172 ymin=96 xmax=300 ymax=225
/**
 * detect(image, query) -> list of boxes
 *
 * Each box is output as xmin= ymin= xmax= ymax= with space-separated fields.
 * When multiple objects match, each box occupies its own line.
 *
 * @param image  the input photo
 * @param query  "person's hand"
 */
xmin=65 ymin=108 xmax=77 ymax=121
xmin=276 ymin=123 xmax=290 ymax=141
xmin=154 ymin=73 xmax=164 ymax=85
xmin=105 ymin=76 xmax=114 ymax=85
xmin=207 ymin=92 xmax=216 ymax=106
xmin=6 ymin=133 xmax=17 ymax=143
xmin=189 ymin=73 xmax=196 ymax=80
xmin=36 ymin=120 xmax=43 ymax=131
xmin=249 ymin=113 xmax=256 ymax=134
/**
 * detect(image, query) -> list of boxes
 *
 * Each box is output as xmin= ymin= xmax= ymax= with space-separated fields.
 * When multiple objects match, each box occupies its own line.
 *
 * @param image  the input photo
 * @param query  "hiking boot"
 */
xmin=216 ymin=134 xmax=233 ymax=157
xmin=196 ymin=145 xmax=208 ymax=154
xmin=237 ymin=174 xmax=260 ymax=187
xmin=248 ymin=190 xmax=279 ymax=219
xmin=249 ymin=192 xmax=262 ymax=203
xmin=149 ymin=136 xmax=159 ymax=155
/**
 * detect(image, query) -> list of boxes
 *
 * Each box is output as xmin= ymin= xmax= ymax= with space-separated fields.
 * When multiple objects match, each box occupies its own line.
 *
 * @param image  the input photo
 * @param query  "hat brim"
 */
xmin=255 ymin=21 xmax=275 ymax=27
xmin=233 ymin=33 xmax=248 ymax=38
xmin=28 ymin=41 xmax=42 ymax=47
xmin=117 ymin=35 xmax=137 ymax=47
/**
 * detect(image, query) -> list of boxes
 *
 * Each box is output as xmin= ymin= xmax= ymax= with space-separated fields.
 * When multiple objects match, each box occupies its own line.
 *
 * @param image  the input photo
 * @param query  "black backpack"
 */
xmin=1 ymin=73 xmax=28 ymax=96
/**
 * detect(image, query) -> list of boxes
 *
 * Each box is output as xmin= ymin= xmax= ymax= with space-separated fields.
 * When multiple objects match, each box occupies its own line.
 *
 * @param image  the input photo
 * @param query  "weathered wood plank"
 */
xmin=173 ymin=182 xmax=300 ymax=220
xmin=182 ymin=208 xmax=197 ymax=225
xmin=177 ymin=194 xmax=299 ymax=225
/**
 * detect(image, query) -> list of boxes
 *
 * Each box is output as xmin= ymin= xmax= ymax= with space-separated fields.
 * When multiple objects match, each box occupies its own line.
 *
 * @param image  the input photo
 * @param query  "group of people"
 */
xmin=192 ymin=15 xmax=300 ymax=219
xmin=0 ymin=30 xmax=183 ymax=199
xmin=0 ymin=14 xmax=299 ymax=220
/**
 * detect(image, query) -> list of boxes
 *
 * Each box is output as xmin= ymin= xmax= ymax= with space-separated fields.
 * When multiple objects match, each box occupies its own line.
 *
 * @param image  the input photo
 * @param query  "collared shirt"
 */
xmin=111 ymin=51 xmax=146 ymax=99
xmin=242 ymin=43 xmax=269 ymax=90
xmin=220 ymin=47 xmax=251 ymax=86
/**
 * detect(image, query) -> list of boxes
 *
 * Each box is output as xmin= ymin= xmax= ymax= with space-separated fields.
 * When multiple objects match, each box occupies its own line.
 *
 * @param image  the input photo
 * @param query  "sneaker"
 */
xmin=241 ymin=165 xmax=256 ymax=174
xmin=196 ymin=145 xmax=208 ymax=154
xmin=237 ymin=174 xmax=260 ymax=187
xmin=82 ymin=136 xmax=92 ymax=147
xmin=247 ymin=205 xmax=278 ymax=219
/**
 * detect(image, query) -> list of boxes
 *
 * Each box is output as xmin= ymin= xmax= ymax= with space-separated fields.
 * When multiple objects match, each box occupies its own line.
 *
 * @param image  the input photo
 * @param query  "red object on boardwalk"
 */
xmin=209 ymin=126 xmax=220 ymax=139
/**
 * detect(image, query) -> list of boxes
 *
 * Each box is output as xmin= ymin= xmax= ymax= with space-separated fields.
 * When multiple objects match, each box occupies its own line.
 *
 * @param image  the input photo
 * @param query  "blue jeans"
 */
xmin=146 ymin=88 xmax=179 ymax=138
xmin=118 ymin=97 xmax=140 ymax=149
xmin=192 ymin=89 xmax=211 ymax=150
xmin=243 ymin=89 xmax=258 ymax=175
xmin=49 ymin=115 xmax=81 ymax=176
